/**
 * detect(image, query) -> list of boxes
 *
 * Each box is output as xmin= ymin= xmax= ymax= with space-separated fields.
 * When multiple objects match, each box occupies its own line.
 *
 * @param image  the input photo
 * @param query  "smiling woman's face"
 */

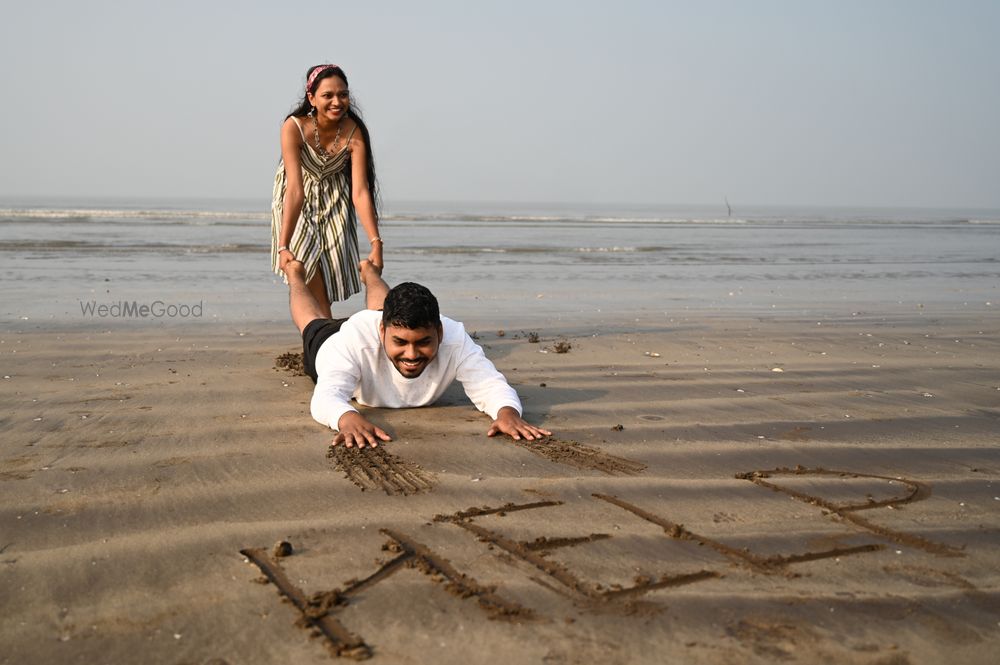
xmin=308 ymin=76 xmax=350 ymax=122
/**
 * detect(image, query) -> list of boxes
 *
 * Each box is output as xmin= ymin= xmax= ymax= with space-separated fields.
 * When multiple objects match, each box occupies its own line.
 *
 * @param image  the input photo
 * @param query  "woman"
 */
xmin=271 ymin=64 xmax=382 ymax=318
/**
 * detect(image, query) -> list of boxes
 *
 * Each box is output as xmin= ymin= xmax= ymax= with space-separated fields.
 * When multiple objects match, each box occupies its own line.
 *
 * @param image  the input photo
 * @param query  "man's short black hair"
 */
xmin=382 ymin=282 xmax=440 ymax=330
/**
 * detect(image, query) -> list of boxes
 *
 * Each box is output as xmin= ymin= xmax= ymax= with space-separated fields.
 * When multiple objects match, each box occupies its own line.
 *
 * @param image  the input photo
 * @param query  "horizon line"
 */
xmin=1 ymin=194 xmax=998 ymax=213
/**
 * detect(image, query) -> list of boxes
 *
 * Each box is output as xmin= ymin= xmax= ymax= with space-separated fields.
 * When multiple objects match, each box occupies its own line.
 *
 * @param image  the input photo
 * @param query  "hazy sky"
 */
xmin=2 ymin=0 xmax=998 ymax=208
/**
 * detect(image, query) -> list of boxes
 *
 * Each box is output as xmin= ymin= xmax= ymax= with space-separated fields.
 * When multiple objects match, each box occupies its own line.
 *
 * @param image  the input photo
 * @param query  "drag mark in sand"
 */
xmin=593 ymin=493 xmax=885 ymax=572
xmin=458 ymin=520 xmax=596 ymax=597
xmin=433 ymin=500 xmax=563 ymax=523
xmin=510 ymin=437 xmax=646 ymax=475
xmin=736 ymin=467 xmax=963 ymax=557
xmin=241 ymin=531 xmax=533 ymax=658
xmin=240 ymin=547 xmax=371 ymax=660
xmin=440 ymin=500 xmax=718 ymax=604
xmin=380 ymin=529 xmax=536 ymax=621
xmin=522 ymin=534 xmax=613 ymax=552
xmin=327 ymin=445 xmax=435 ymax=495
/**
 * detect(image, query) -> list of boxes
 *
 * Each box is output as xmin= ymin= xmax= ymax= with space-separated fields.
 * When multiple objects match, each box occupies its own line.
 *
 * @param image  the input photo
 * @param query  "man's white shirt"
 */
xmin=310 ymin=310 xmax=523 ymax=430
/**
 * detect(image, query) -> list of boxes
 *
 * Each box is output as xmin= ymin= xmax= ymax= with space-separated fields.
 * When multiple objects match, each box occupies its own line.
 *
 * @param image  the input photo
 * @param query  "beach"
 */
xmin=2 ymin=202 xmax=1000 ymax=663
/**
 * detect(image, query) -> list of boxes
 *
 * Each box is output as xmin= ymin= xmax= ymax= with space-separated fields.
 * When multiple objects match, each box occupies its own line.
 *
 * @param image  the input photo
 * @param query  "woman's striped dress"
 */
xmin=271 ymin=117 xmax=362 ymax=303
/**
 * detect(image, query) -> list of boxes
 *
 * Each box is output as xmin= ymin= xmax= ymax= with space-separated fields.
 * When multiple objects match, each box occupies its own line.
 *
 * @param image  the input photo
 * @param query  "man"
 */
xmin=285 ymin=260 xmax=552 ymax=448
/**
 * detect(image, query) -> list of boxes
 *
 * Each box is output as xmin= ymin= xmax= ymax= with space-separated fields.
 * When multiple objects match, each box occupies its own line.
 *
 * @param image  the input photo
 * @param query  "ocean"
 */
xmin=1 ymin=198 xmax=998 ymax=332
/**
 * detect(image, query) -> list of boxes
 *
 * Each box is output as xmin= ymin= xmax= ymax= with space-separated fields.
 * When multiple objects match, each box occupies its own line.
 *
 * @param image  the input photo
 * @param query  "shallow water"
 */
xmin=1 ymin=198 xmax=997 ymax=331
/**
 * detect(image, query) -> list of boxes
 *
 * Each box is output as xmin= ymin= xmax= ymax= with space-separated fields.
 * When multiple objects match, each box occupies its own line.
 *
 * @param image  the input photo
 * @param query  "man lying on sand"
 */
xmin=285 ymin=259 xmax=552 ymax=448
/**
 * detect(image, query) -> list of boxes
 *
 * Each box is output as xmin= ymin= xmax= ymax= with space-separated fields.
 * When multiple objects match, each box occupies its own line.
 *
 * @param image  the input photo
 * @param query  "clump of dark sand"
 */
xmin=552 ymin=340 xmax=572 ymax=353
xmin=275 ymin=351 xmax=306 ymax=376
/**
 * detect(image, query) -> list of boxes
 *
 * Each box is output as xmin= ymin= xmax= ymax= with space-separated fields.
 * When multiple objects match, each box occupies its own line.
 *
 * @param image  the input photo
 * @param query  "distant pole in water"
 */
xmin=725 ymin=197 xmax=732 ymax=218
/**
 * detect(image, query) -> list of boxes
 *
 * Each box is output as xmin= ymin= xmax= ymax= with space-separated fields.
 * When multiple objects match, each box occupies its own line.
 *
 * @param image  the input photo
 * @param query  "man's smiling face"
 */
xmin=379 ymin=322 xmax=443 ymax=378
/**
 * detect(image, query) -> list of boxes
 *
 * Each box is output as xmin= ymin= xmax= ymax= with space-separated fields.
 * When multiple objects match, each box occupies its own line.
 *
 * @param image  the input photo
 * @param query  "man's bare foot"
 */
xmin=359 ymin=259 xmax=390 ymax=311
xmin=359 ymin=259 xmax=382 ymax=284
xmin=285 ymin=260 xmax=306 ymax=283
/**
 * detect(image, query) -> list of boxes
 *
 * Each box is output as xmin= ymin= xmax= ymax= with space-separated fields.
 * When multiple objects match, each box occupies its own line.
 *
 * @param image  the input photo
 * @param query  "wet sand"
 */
xmin=2 ymin=312 xmax=999 ymax=664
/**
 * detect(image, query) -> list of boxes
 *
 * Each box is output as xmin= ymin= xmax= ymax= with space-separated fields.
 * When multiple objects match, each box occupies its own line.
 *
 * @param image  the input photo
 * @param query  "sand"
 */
xmin=2 ymin=312 xmax=999 ymax=664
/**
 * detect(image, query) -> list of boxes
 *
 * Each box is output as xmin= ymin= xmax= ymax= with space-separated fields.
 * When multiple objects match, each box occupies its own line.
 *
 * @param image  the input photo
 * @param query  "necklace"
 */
xmin=312 ymin=114 xmax=342 ymax=159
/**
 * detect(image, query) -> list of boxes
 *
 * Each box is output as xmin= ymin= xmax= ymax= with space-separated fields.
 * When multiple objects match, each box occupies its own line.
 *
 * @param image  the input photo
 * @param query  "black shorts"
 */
xmin=302 ymin=317 xmax=349 ymax=383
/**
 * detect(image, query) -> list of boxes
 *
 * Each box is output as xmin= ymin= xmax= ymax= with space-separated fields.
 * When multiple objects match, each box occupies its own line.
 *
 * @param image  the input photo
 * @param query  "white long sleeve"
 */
xmin=453 ymin=331 xmax=522 ymax=419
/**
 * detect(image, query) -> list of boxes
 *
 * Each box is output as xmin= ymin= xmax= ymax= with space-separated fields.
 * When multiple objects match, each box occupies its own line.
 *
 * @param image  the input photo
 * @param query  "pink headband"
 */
xmin=306 ymin=65 xmax=339 ymax=93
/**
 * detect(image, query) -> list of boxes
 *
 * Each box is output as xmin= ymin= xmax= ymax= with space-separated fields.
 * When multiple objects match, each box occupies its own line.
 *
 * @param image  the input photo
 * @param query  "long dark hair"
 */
xmin=286 ymin=65 xmax=380 ymax=216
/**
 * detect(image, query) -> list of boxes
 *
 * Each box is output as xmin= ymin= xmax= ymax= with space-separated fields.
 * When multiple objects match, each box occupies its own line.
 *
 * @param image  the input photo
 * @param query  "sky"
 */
xmin=1 ymin=0 xmax=998 ymax=209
